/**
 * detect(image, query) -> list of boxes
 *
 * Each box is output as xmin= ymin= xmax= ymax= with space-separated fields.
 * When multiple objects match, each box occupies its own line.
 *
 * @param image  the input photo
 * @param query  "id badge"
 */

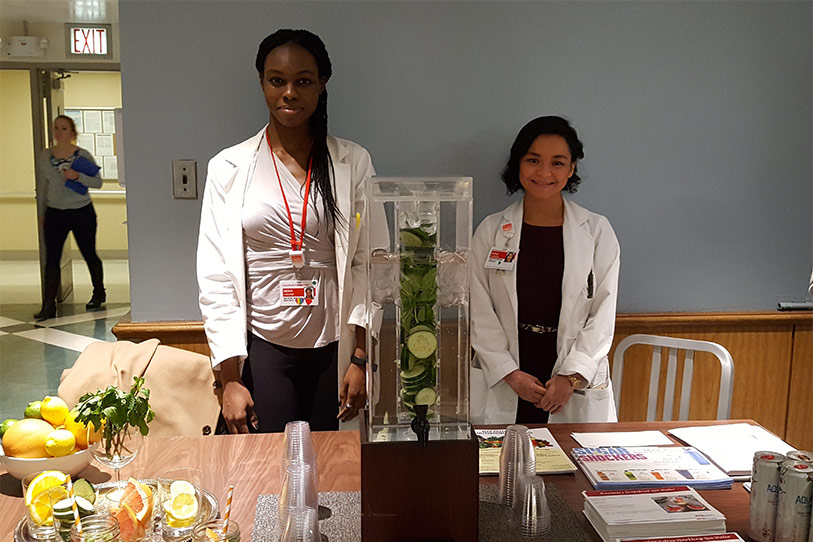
xmin=280 ymin=279 xmax=319 ymax=306
xmin=290 ymin=249 xmax=305 ymax=269
xmin=484 ymin=247 xmax=518 ymax=270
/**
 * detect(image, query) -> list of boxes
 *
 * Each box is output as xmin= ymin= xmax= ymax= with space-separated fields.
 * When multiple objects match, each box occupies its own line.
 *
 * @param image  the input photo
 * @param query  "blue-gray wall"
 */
xmin=120 ymin=0 xmax=812 ymax=321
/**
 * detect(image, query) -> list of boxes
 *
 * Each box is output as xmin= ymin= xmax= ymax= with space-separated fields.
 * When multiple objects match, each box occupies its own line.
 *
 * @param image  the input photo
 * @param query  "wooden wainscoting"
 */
xmin=113 ymin=311 xmax=813 ymax=449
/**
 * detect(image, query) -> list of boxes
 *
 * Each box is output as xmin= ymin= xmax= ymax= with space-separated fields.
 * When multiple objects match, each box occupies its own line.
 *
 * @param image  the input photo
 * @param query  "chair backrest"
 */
xmin=611 ymin=334 xmax=734 ymax=421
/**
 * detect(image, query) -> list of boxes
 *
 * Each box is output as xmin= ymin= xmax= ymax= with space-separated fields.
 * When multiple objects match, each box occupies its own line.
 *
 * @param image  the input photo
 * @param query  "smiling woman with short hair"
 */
xmin=470 ymin=115 xmax=621 ymax=425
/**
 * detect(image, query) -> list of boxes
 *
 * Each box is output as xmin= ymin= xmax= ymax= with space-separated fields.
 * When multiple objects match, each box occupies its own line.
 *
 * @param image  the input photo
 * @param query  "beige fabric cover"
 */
xmin=58 ymin=339 xmax=221 ymax=438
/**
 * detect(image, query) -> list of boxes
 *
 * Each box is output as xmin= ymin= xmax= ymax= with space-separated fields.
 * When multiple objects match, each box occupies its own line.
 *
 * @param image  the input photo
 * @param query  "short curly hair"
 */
xmin=501 ymin=116 xmax=585 ymax=195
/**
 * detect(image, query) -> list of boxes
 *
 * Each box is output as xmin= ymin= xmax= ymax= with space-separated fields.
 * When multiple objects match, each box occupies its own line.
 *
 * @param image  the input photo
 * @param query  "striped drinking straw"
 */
xmin=222 ymin=485 xmax=234 ymax=534
xmin=67 ymin=476 xmax=82 ymax=535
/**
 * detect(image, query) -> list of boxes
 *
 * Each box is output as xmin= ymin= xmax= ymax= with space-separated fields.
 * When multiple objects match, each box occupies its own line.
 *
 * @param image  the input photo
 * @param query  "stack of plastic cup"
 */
xmin=280 ymin=506 xmax=320 ymax=542
xmin=511 ymin=474 xmax=552 ymax=538
xmin=499 ymin=424 xmax=537 ymax=506
xmin=278 ymin=461 xmax=318 ymax=531
xmin=281 ymin=421 xmax=318 ymax=488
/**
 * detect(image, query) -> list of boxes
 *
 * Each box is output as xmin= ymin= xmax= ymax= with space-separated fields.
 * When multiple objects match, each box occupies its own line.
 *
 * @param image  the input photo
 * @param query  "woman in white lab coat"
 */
xmin=470 ymin=116 xmax=620 ymax=424
xmin=197 ymin=29 xmax=386 ymax=433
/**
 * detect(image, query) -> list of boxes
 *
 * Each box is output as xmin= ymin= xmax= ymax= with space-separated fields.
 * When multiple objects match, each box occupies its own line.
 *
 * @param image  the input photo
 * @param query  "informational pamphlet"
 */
xmin=572 ymin=447 xmax=733 ymax=490
xmin=582 ymin=486 xmax=727 ymax=542
xmin=571 ymin=430 xmax=674 ymax=448
xmin=476 ymin=427 xmax=577 ymax=475
xmin=667 ymin=423 xmax=795 ymax=477
xmin=618 ymin=534 xmax=744 ymax=542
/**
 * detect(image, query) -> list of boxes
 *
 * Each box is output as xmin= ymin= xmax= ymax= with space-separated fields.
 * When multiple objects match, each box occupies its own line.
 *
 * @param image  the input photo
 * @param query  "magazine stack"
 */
xmin=582 ymin=486 xmax=727 ymax=542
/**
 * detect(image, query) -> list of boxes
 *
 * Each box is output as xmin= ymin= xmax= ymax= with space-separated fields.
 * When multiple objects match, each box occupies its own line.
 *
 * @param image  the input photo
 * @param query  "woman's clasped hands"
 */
xmin=503 ymin=370 xmax=575 ymax=415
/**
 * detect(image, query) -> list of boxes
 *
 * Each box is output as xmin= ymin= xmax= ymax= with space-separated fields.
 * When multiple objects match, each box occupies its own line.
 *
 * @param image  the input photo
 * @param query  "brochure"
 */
xmin=571 ymin=446 xmax=733 ymax=490
xmin=475 ymin=427 xmax=577 ymax=475
xmin=667 ymin=423 xmax=795 ymax=477
xmin=571 ymin=430 xmax=674 ymax=448
xmin=582 ymin=486 xmax=726 ymax=542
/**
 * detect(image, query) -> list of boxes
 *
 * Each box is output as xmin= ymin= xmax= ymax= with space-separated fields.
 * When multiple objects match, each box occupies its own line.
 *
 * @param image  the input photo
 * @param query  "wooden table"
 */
xmin=1 ymin=420 xmax=757 ymax=541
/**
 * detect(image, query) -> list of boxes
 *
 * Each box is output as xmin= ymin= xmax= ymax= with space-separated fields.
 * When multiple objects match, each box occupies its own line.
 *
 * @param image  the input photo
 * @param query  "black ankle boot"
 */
xmin=34 ymin=304 xmax=57 ymax=321
xmin=86 ymin=290 xmax=106 ymax=310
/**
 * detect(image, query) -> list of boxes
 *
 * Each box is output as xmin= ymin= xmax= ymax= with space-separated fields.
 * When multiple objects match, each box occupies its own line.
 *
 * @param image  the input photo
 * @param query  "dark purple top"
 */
xmin=515 ymin=223 xmax=564 ymax=424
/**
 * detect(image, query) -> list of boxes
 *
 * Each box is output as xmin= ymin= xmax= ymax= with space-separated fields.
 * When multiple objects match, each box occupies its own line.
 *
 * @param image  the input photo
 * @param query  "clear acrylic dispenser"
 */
xmin=364 ymin=176 xmax=473 ymax=443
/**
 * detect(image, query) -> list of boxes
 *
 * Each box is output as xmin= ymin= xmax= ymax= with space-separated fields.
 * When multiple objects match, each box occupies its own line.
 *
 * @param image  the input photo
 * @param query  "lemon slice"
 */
xmin=163 ymin=480 xmax=198 ymax=527
xmin=169 ymin=480 xmax=195 ymax=499
xmin=25 ymin=470 xmax=69 ymax=526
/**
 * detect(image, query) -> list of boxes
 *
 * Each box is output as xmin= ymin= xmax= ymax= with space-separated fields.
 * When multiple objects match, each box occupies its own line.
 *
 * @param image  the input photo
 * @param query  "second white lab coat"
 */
xmin=470 ymin=197 xmax=620 ymax=424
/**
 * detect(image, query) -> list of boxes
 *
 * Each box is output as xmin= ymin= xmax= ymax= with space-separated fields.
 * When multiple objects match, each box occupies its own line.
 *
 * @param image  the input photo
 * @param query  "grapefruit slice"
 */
xmin=119 ymin=478 xmax=153 ymax=524
xmin=113 ymin=502 xmax=144 ymax=542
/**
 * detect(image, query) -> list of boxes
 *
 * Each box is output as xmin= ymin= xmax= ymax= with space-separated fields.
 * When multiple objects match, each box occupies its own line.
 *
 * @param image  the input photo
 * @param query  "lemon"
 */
xmin=44 ymin=429 xmax=77 ymax=457
xmin=24 ymin=470 xmax=69 ymax=526
xmin=40 ymin=396 xmax=70 ymax=426
xmin=64 ymin=409 xmax=102 ymax=449
xmin=163 ymin=481 xmax=198 ymax=526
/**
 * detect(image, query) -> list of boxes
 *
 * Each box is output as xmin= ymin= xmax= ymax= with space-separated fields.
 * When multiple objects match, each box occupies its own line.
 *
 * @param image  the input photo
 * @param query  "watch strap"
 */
xmin=350 ymin=354 xmax=367 ymax=367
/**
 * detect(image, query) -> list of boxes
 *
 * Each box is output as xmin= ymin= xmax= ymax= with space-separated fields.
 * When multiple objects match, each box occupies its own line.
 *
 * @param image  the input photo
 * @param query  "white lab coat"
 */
xmin=470 ymin=197 xmax=620 ymax=424
xmin=197 ymin=127 xmax=386 ymax=396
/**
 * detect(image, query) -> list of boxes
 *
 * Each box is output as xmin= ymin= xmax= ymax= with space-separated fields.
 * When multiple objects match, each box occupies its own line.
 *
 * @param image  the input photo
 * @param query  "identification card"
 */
xmin=290 ymin=249 xmax=305 ymax=269
xmin=280 ymin=279 xmax=318 ymax=306
xmin=484 ymin=247 xmax=517 ymax=270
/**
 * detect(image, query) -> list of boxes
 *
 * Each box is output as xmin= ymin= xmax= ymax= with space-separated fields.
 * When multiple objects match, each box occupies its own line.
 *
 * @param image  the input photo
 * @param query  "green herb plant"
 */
xmin=74 ymin=376 xmax=155 ymax=458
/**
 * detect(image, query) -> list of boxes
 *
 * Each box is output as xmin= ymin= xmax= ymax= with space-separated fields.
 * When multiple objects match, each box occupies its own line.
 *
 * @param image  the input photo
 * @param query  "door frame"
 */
xmin=0 ymin=61 xmax=120 ymax=303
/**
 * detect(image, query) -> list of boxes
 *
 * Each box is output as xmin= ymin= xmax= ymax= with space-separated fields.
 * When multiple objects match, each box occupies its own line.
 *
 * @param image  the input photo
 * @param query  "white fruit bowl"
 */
xmin=0 ymin=444 xmax=92 ymax=480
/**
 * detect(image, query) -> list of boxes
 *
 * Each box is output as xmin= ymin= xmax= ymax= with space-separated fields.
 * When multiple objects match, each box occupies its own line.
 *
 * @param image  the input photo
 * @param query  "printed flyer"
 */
xmin=476 ymin=427 xmax=577 ymax=475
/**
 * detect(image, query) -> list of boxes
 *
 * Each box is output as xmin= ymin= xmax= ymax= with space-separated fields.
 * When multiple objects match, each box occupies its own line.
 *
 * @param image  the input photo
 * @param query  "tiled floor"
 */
xmin=0 ymin=259 xmax=130 ymax=423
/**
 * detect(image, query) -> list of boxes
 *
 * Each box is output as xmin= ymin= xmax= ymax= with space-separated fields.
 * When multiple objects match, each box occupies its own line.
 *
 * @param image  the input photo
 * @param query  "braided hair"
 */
xmin=255 ymin=29 xmax=340 ymax=224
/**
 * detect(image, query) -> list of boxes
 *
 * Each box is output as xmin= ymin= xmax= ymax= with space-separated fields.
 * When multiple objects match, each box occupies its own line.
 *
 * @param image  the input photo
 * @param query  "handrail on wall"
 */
xmin=0 ymin=190 xmax=126 ymax=198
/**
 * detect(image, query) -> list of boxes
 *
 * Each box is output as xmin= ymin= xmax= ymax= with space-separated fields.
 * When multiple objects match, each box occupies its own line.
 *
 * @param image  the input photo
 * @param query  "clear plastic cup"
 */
xmin=281 ymin=421 xmax=318 ymax=490
xmin=157 ymin=467 xmax=204 ymax=540
xmin=499 ymin=425 xmax=537 ymax=506
xmin=278 ymin=461 xmax=318 ymax=531
xmin=280 ymin=506 xmax=319 ymax=542
xmin=511 ymin=474 xmax=551 ymax=538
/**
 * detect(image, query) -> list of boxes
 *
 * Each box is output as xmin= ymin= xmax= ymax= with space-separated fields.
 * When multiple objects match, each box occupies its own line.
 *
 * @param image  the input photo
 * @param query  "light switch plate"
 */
xmin=172 ymin=160 xmax=197 ymax=199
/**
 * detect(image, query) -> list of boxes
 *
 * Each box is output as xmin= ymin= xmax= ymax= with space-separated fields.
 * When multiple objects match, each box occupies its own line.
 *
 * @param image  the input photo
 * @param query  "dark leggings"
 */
xmin=43 ymin=204 xmax=104 ymax=298
xmin=243 ymin=334 xmax=339 ymax=433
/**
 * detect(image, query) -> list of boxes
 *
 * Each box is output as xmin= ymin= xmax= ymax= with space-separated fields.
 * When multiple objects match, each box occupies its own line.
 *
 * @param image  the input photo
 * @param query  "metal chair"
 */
xmin=611 ymin=334 xmax=734 ymax=421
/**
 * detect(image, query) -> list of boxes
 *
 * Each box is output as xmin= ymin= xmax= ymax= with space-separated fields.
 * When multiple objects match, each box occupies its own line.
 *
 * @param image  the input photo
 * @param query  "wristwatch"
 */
xmin=566 ymin=374 xmax=585 ymax=390
xmin=350 ymin=354 xmax=367 ymax=368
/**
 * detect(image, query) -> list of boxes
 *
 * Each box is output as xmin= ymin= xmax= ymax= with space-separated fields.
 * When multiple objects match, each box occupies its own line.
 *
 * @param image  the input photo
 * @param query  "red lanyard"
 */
xmin=266 ymin=126 xmax=313 ymax=253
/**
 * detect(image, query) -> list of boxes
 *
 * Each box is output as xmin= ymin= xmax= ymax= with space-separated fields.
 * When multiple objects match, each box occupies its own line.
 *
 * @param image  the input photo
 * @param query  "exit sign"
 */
xmin=65 ymin=24 xmax=112 ymax=58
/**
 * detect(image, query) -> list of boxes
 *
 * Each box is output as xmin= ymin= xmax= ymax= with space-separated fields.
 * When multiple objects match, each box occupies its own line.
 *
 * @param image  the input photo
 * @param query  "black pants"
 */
xmin=42 ymin=204 xmax=104 ymax=305
xmin=242 ymin=334 xmax=339 ymax=433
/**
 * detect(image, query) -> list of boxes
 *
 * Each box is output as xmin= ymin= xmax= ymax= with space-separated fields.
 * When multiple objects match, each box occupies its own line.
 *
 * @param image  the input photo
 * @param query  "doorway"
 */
xmin=0 ymin=66 xmax=128 ymax=313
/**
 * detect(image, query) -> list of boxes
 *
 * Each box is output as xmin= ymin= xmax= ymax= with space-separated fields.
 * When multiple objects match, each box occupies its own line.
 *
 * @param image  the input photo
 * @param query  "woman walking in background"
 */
xmin=34 ymin=115 xmax=105 ymax=321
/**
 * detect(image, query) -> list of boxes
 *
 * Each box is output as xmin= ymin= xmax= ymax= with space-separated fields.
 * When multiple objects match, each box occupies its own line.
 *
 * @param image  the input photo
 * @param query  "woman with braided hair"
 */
xmin=198 ymin=29 xmax=386 ymax=433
